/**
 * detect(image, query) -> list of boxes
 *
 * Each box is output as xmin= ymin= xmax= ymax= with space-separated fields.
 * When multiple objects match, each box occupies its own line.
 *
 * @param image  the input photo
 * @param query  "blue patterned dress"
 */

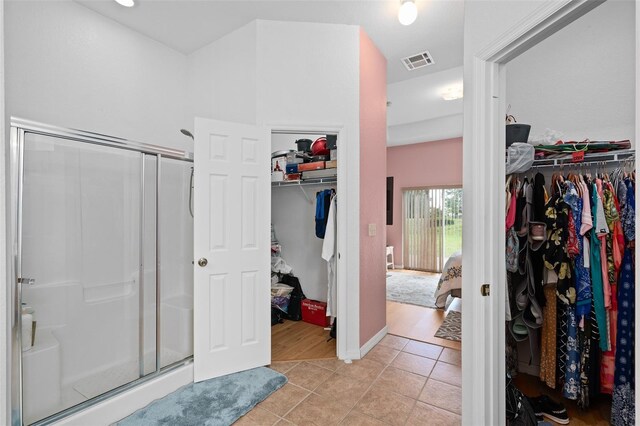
xmin=612 ymin=179 xmax=635 ymax=426
xmin=564 ymin=183 xmax=591 ymax=321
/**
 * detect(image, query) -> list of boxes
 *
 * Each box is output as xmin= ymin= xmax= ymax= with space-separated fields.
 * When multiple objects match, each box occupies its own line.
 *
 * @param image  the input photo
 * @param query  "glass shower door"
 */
xmin=19 ymin=133 xmax=152 ymax=424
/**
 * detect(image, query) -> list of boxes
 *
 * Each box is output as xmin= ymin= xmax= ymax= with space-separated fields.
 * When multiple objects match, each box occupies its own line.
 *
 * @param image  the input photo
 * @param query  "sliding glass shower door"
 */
xmin=19 ymin=133 xmax=150 ymax=424
xmin=14 ymin=123 xmax=194 ymax=425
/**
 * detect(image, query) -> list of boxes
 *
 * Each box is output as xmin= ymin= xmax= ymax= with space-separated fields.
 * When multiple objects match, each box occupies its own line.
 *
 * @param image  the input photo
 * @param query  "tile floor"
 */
xmin=235 ymin=334 xmax=462 ymax=425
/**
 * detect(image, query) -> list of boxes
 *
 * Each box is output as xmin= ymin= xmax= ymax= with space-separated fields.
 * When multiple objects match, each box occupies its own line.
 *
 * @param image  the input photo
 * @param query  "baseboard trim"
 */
xmin=54 ymin=364 xmax=193 ymax=425
xmin=359 ymin=326 xmax=388 ymax=358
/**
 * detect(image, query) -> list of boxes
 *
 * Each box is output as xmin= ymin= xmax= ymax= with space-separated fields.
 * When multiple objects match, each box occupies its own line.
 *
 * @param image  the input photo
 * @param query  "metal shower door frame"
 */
xmin=8 ymin=118 xmax=194 ymax=426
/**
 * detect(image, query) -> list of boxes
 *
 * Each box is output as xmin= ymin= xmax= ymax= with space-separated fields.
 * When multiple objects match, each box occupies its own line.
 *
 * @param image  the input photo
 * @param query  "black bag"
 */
xmin=328 ymin=318 xmax=337 ymax=341
xmin=280 ymin=274 xmax=305 ymax=321
xmin=506 ymin=375 xmax=537 ymax=426
xmin=271 ymin=307 xmax=285 ymax=326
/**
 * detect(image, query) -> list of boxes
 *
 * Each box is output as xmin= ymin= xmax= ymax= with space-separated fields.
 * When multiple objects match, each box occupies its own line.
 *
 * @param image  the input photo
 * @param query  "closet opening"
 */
xmin=269 ymin=130 xmax=340 ymax=364
xmin=502 ymin=1 xmax=636 ymax=424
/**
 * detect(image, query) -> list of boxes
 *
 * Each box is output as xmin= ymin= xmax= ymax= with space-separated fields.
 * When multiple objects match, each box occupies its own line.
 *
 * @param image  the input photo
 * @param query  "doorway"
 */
xmin=463 ymin=1 xmax=637 ymax=424
xmin=386 ymin=186 xmax=463 ymax=349
xmin=269 ymin=131 xmax=338 ymax=363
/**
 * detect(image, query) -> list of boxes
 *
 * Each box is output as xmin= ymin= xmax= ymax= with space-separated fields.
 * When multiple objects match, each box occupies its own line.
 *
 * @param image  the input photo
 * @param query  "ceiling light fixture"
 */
xmin=115 ymin=0 xmax=135 ymax=7
xmin=398 ymin=0 xmax=417 ymax=26
xmin=442 ymin=84 xmax=463 ymax=101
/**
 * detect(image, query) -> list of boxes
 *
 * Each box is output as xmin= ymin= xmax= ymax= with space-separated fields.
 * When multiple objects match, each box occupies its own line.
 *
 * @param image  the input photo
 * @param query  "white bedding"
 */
xmin=435 ymin=252 xmax=462 ymax=309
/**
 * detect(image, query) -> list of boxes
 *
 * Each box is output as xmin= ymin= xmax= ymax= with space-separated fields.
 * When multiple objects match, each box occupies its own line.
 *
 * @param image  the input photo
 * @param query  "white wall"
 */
xmin=462 ymin=1 xmax=548 ymax=424
xmin=255 ymin=20 xmax=359 ymax=131
xmin=0 ymin=0 xmax=6 ymax=422
xmin=4 ymin=1 xmax=190 ymax=152
xmin=186 ymin=22 xmax=257 ymax=125
xmin=507 ymin=0 xmax=635 ymax=144
xmin=189 ymin=20 xmax=362 ymax=358
xmin=256 ymin=20 xmax=361 ymax=358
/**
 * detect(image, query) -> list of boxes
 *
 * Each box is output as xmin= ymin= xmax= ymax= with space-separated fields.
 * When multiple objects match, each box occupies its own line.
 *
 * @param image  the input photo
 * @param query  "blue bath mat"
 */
xmin=116 ymin=367 xmax=287 ymax=426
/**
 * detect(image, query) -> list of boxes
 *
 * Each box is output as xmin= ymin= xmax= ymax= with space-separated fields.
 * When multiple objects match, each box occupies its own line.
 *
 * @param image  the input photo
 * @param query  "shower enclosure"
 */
xmin=8 ymin=119 xmax=194 ymax=425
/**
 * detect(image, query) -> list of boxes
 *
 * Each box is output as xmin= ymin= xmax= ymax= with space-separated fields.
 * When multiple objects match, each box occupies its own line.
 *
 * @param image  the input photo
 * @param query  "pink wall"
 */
xmin=386 ymin=138 xmax=463 ymax=266
xmin=359 ymin=29 xmax=387 ymax=347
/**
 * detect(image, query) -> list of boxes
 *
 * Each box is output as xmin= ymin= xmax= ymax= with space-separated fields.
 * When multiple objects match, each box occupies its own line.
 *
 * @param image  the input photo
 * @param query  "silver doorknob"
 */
xmin=197 ymin=258 xmax=208 ymax=267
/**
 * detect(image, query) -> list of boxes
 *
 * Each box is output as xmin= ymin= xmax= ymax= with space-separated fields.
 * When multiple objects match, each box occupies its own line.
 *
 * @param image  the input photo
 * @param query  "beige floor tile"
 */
xmin=258 ymin=383 xmax=310 ymax=417
xmin=407 ymin=401 xmax=461 ymax=426
xmin=378 ymin=334 xmax=409 ymax=351
xmin=364 ymin=345 xmax=399 ymax=365
xmin=337 ymin=358 xmax=385 ymax=382
xmin=234 ymin=406 xmax=281 ymax=425
xmin=274 ymin=420 xmax=295 ymax=425
xmin=418 ymin=379 xmax=462 ymax=414
xmin=430 ymin=362 xmax=462 ymax=387
xmin=269 ymin=361 xmax=300 ymax=374
xmin=284 ymin=393 xmax=351 ymax=425
xmin=308 ymin=358 xmax=344 ymax=372
xmin=373 ymin=366 xmax=426 ymax=399
xmin=403 ymin=340 xmax=443 ymax=360
xmin=339 ymin=411 xmax=388 ymax=425
xmin=438 ymin=348 xmax=462 ymax=366
xmin=354 ymin=383 xmax=415 ymax=426
xmin=315 ymin=372 xmax=373 ymax=408
xmin=390 ymin=352 xmax=436 ymax=377
xmin=285 ymin=362 xmax=333 ymax=391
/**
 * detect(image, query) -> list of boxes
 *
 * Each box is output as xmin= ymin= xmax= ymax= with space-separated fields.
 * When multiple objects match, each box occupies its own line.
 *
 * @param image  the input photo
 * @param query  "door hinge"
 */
xmin=480 ymin=284 xmax=490 ymax=296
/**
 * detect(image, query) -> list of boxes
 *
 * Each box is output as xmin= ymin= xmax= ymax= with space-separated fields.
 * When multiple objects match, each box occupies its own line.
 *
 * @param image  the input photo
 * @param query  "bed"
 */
xmin=434 ymin=252 xmax=462 ymax=309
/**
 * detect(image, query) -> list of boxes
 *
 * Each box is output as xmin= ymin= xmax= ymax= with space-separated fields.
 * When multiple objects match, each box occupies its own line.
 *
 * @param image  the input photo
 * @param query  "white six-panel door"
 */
xmin=193 ymin=118 xmax=270 ymax=382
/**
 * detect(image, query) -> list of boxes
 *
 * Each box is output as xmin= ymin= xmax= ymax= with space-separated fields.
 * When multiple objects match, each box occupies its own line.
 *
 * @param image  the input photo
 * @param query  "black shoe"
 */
xmin=530 ymin=395 xmax=569 ymax=425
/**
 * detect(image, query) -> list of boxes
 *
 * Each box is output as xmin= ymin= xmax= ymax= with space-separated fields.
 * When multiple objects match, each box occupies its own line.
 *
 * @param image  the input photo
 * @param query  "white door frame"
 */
xmin=461 ymin=1 xmax=627 ymax=424
xmin=268 ymin=124 xmax=359 ymax=362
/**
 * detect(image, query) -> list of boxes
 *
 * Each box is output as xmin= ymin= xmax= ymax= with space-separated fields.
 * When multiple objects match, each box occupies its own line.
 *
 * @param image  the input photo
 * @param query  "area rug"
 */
xmin=116 ymin=367 xmax=287 ymax=426
xmin=386 ymin=271 xmax=439 ymax=308
xmin=434 ymin=311 xmax=462 ymax=342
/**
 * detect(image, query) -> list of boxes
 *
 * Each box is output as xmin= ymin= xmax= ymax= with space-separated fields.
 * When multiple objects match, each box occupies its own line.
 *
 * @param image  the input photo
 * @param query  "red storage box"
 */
xmin=298 ymin=161 xmax=325 ymax=171
xmin=301 ymin=299 xmax=330 ymax=327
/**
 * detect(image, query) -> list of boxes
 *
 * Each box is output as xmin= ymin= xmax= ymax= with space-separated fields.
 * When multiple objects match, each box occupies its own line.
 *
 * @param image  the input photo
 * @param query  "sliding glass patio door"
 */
xmin=402 ymin=187 xmax=462 ymax=272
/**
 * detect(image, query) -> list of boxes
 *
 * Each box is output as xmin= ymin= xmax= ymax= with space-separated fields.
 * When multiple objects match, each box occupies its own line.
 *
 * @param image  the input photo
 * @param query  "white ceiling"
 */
xmin=387 ymin=66 xmax=462 ymax=127
xmin=75 ymin=0 xmax=464 ymax=84
xmin=387 ymin=65 xmax=463 ymax=145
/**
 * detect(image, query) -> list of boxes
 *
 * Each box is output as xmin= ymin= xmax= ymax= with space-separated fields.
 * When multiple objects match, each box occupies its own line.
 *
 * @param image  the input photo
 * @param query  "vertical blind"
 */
xmin=403 ymin=187 xmax=462 ymax=272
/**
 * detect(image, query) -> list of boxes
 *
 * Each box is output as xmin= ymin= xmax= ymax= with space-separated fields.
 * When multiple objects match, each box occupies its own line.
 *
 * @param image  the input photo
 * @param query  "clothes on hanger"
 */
xmin=321 ymin=193 xmax=337 ymax=318
xmin=505 ymin=159 xmax=635 ymax=419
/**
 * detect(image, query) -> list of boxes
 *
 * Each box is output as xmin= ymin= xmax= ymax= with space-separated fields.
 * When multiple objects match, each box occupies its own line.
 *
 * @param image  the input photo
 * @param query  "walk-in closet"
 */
xmin=502 ymin=1 xmax=636 ymax=424
xmin=270 ymin=132 xmax=339 ymax=362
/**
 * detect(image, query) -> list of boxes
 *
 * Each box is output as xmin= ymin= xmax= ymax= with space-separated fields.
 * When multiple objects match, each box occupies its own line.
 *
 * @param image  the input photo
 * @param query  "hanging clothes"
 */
xmin=612 ymin=179 xmax=635 ymax=426
xmin=321 ymin=194 xmax=337 ymax=318
xmin=539 ymin=281 xmax=557 ymax=389
xmin=505 ymin=159 xmax=635 ymax=416
xmin=315 ymin=189 xmax=333 ymax=238
xmin=601 ymin=183 xmax=622 ymax=394
xmin=590 ymin=183 xmax=609 ymax=351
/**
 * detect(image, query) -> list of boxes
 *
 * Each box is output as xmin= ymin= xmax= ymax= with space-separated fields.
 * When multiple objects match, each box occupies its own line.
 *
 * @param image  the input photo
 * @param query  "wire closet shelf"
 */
xmin=527 ymin=149 xmax=635 ymax=170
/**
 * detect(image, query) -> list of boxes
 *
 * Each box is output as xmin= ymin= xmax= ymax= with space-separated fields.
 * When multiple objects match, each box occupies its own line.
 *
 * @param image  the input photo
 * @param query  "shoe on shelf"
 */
xmin=530 ymin=395 xmax=569 ymax=425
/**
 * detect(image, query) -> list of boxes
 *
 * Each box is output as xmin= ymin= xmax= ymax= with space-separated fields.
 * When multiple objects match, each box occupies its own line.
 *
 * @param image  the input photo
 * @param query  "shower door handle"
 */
xmin=18 ymin=278 xmax=35 ymax=286
xmin=197 ymin=258 xmax=208 ymax=267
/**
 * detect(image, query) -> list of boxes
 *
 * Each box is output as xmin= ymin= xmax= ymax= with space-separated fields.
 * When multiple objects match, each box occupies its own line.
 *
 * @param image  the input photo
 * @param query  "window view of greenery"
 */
xmin=403 ymin=187 xmax=462 ymax=272
xmin=443 ymin=188 xmax=463 ymax=260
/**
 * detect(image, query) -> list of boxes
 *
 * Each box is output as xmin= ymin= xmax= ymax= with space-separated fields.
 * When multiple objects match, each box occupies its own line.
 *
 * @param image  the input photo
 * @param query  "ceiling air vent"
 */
xmin=401 ymin=51 xmax=435 ymax=71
